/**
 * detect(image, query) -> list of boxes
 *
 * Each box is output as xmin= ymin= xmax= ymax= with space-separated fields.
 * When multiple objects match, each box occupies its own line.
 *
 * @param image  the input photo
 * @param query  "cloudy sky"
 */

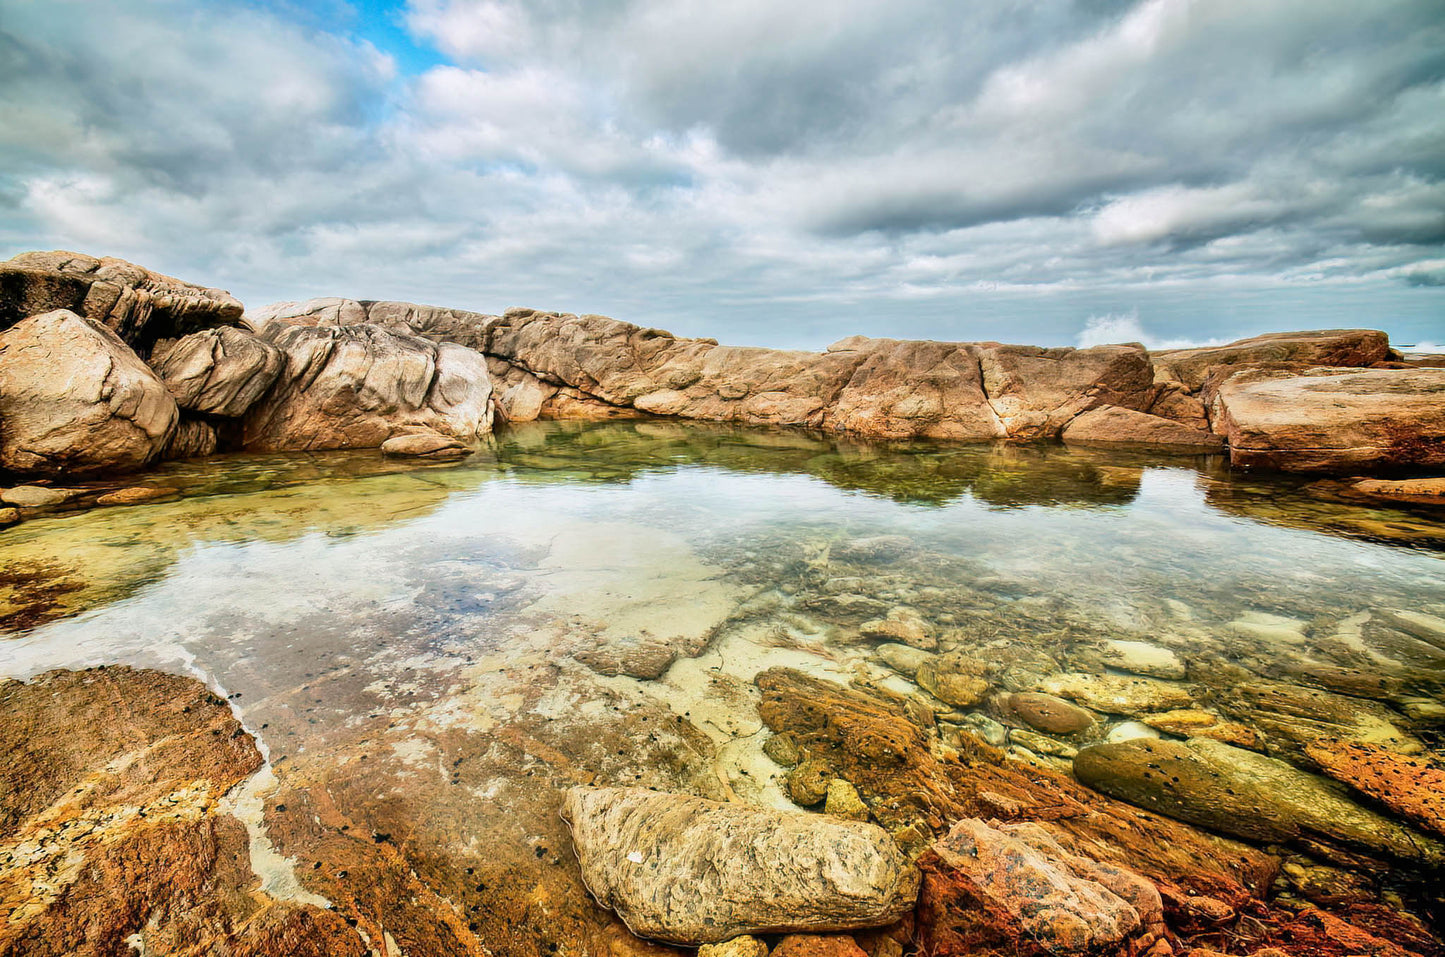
xmin=2 ymin=0 xmax=1442 ymax=349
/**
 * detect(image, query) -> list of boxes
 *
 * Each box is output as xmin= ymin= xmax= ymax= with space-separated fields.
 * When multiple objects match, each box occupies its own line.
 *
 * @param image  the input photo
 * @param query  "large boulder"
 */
xmin=0 ymin=309 xmax=178 ymax=476
xmin=151 ymin=326 xmax=284 ymax=417
xmin=1208 ymin=366 xmax=1445 ymax=473
xmin=1152 ymin=329 xmax=1391 ymax=393
xmin=973 ymin=343 xmax=1154 ymax=440
xmin=1 ymin=251 xmax=243 ymax=357
xmin=917 ymin=818 xmax=1166 ymax=957
xmin=1073 ymin=738 xmax=1445 ymax=868
xmin=561 ymin=786 xmax=919 ymax=944
xmin=241 ymin=323 xmax=493 ymax=452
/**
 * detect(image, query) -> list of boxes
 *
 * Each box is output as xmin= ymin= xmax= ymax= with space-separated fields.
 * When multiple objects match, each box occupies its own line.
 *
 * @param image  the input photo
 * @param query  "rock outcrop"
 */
xmin=561 ymin=786 xmax=919 ymax=944
xmin=1208 ymin=366 xmax=1445 ymax=472
xmin=151 ymin=326 xmax=285 ymax=417
xmin=241 ymin=323 xmax=493 ymax=452
xmin=1303 ymin=739 xmax=1445 ymax=839
xmin=0 ymin=667 xmax=362 ymax=956
xmin=0 ymin=310 xmax=178 ymax=476
xmin=1152 ymin=330 xmax=1392 ymax=393
xmin=1061 ymin=405 xmax=1223 ymax=453
xmin=1 ymin=250 xmax=243 ymax=357
xmin=245 ymin=297 xmax=494 ymax=351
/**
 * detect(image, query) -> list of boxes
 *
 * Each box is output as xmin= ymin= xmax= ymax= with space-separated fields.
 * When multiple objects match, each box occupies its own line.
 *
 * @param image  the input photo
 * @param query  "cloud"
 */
xmin=0 ymin=0 xmax=1441 ymax=351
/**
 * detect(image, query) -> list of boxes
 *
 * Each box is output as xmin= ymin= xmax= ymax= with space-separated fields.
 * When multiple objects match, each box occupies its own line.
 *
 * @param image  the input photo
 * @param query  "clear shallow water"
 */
xmin=2 ymin=420 xmax=1444 ymax=945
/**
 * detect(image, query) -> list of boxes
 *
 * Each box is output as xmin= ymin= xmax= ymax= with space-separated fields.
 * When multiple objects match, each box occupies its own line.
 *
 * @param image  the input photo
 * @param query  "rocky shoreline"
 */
xmin=2 ymin=251 xmax=1445 ymax=957
xmin=2 ymin=251 xmax=1443 ymax=503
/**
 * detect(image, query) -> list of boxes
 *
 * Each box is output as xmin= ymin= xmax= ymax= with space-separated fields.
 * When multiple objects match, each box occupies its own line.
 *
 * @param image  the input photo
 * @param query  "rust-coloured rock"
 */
xmin=1304 ymin=739 xmax=1445 ymax=838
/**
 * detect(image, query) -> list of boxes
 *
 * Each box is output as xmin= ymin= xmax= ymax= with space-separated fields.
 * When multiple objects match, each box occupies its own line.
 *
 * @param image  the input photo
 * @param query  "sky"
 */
xmin=1 ymin=0 xmax=1442 ymax=350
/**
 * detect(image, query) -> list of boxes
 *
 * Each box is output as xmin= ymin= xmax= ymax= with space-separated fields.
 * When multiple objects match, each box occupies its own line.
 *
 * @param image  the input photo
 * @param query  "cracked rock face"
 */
xmin=0 ymin=309 xmax=178 ymax=477
xmin=1208 ymin=366 xmax=1445 ymax=473
xmin=0 ymin=667 xmax=364 ymax=957
xmin=1 ymin=250 xmax=243 ymax=358
xmin=241 ymin=322 xmax=494 ymax=452
xmin=151 ymin=326 xmax=285 ymax=417
xmin=561 ymin=786 xmax=920 ymax=944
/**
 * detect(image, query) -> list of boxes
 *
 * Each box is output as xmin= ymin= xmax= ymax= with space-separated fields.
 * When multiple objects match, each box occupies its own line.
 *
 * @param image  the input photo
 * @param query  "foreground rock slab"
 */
xmin=0 ymin=309 xmax=178 ymax=476
xmin=1210 ymin=367 xmax=1445 ymax=473
xmin=0 ymin=667 xmax=361 ymax=956
xmin=917 ymin=818 xmax=1166 ymax=957
xmin=561 ymin=786 xmax=919 ymax=944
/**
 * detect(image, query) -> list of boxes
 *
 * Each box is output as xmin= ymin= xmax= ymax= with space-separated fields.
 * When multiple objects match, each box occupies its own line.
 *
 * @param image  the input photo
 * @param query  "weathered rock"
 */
xmin=916 ymin=652 xmax=991 ymax=707
xmin=1224 ymin=680 xmax=1421 ymax=758
xmin=1003 ymin=692 xmax=1097 ymax=734
xmin=860 ymin=615 xmax=936 ymax=650
xmin=151 ymin=325 xmax=284 ymax=416
xmin=1304 ymin=739 xmax=1445 ymax=839
xmin=819 ymin=337 xmax=1003 ymax=440
xmin=699 ymin=935 xmax=771 ymax=957
xmin=1062 ymin=405 xmax=1223 ymax=453
xmin=974 ymin=344 xmax=1155 ymax=440
xmin=573 ymin=639 xmax=677 ymax=680
xmin=825 ymin=779 xmax=871 ymax=822
xmin=917 ymin=818 xmax=1166 ymax=957
xmin=764 ymin=733 xmax=802 ymax=767
xmin=1 ymin=485 xmax=73 ymax=507
xmin=756 ymin=668 xmax=1280 ymax=917
xmin=0 ymin=667 xmax=362 ymax=955
xmin=1 ymin=251 xmax=244 ymax=357
xmin=1152 ymin=330 xmax=1391 ymax=393
xmin=560 ymin=786 xmax=919 ymax=944
xmin=162 ymin=416 xmax=219 ymax=459
xmin=1039 ymin=673 xmax=1194 ymax=716
xmin=95 ymin=485 xmax=176 ymax=506
xmin=379 ymin=432 xmax=471 ymax=459
xmin=1101 ymin=640 xmax=1188 ymax=680
xmin=1376 ymin=609 xmax=1445 ymax=651
xmin=241 ymin=323 xmax=493 ymax=452
xmin=1209 ymin=366 xmax=1445 ymax=473
xmin=771 ymin=935 xmax=867 ymax=957
xmin=0 ymin=309 xmax=178 ymax=476
xmin=0 ymin=507 xmax=18 ymax=526
xmin=1351 ymin=477 xmax=1445 ymax=505
xmin=244 ymin=296 xmax=495 ymax=352
xmin=1106 ymin=721 xmax=1161 ymax=744
xmin=1073 ymin=738 xmax=1445 ymax=867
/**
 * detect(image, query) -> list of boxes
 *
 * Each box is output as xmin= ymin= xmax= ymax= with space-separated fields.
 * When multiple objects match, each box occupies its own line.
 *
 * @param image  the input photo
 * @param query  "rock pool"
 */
xmin=2 ymin=421 xmax=1443 ymax=956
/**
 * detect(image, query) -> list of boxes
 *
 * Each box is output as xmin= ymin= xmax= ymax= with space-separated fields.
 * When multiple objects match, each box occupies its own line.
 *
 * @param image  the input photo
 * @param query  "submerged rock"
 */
xmin=1002 ymin=691 xmax=1097 ymax=734
xmin=1073 ymin=737 xmax=1445 ymax=867
xmin=1039 ymin=673 xmax=1194 ymax=716
xmin=1304 ymin=739 xmax=1445 ymax=839
xmin=561 ymin=786 xmax=919 ymax=944
xmin=917 ymin=818 xmax=1166 ymax=957
xmin=1 ymin=485 xmax=73 ymax=507
xmin=95 ymin=485 xmax=177 ymax=506
xmin=0 ymin=309 xmax=178 ymax=476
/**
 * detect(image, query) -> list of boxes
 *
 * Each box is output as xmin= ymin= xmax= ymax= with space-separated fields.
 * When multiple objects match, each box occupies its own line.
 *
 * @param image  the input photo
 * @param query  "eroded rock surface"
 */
xmin=152 ymin=325 xmax=285 ymax=417
xmin=1 ymin=250 xmax=243 ymax=357
xmin=0 ymin=310 xmax=178 ymax=476
xmin=917 ymin=818 xmax=1166 ymax=957
xmin=1209 ymin=367 xmax=1445 ymax=473
xmin=242 ymin=323 xmax=493 ymax=452
xmin=562 ymin=786 xmax=920 ymax=944
xmin=0 ymin=667 xmax=362 ymax=956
